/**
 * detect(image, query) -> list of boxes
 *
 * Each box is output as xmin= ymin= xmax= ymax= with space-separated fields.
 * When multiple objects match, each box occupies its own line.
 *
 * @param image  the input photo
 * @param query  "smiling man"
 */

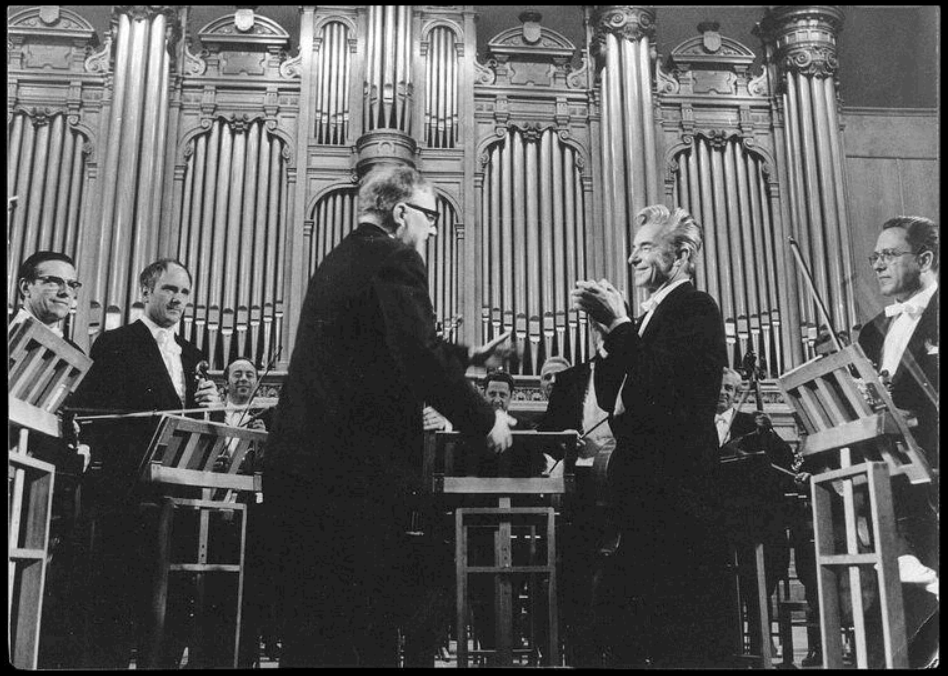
xmin=71 ymin=258 xmax=222 ymax=669
xmin=14 ymin=251 xmax=81 ymax=339
xmin=857 ymin=216 xmax=939 ymax=668
xmin=570 ymin=204 xmax=731 ymax=668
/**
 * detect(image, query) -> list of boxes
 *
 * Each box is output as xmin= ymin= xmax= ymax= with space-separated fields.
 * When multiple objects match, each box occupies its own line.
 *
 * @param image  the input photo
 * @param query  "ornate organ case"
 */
xmin=7 ymin=5 xmax=861 ymax=414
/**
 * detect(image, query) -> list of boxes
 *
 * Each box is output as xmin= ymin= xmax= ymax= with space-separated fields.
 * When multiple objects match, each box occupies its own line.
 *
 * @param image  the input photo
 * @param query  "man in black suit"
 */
xmin=12 ymin=251 xmax=90 ymax=668
xmin=72 ymin=258 xmax=222 ymax=668
xmin=858 ymin=215 xmax=939 ymax=668
xmin=716 ymin=366 xmax=796 ymax=661
xmin=571 ymin=204 xmax=731 ymax=667
xmin=264 ymin=165 xmax=515 ymax=667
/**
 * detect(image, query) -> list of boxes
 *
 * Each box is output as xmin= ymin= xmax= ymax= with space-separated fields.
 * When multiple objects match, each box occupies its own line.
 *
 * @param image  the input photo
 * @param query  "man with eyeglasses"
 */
xmin=11 ymin=251 xmax=90 ymax=668
xmin=858 ymin=216 xmax=939 ymax=668
xmin=265 ymin=164 xmax=515 ymax=667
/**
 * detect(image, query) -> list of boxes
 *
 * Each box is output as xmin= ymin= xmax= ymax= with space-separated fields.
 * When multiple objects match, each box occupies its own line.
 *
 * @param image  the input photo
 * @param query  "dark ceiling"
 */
xmin=15 ymin=5 xmax=940 ymax=109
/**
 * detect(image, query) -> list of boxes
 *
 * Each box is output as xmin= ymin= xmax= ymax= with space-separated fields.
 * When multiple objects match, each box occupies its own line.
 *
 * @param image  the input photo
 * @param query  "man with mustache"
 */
xmin=72 ymin=258 xmax=222 ymax=668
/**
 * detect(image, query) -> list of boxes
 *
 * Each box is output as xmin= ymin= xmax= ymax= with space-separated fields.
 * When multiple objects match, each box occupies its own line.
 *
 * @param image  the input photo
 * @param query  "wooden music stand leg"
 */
xmin=456 ymin=508 xmax=468 ymax=668
xmin=754 ymin=543 xmax=773 ymax=668
xmin=546 ymin=508 xmax=558 ymax=667
xmin=495 ymin=497 xmax=513 ymax=665
xmin=145 ymin=498 xmax=176 ymax=669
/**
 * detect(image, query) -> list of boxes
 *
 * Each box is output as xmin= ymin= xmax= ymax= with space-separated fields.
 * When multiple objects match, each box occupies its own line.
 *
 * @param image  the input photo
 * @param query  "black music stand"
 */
xmin=424 ymin=430 xmax=577 ymax=667
xmin=138 ymin=414 xmax=266 ymax=669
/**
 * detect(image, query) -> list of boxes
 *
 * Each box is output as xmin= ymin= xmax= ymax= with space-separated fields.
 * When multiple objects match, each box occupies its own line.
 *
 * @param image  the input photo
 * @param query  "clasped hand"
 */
xmin=571 ymin=279 xmax=627 ymax=327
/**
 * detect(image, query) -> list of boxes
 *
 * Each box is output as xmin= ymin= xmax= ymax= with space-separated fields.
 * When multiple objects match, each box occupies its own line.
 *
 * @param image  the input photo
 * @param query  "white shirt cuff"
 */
xmin=607 ymin=316 xmax=632 ymax=333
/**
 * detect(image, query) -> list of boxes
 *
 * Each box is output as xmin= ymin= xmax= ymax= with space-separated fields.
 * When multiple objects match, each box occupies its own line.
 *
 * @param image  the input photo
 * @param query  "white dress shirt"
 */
xmin=578 ymin=360 xmax=614 ymax=467
xmin=140 ymin=315 xmax=186 ymax=405
xmin=880 ymin=282 xmax=937 ymax=379
xmin=715 ymin=407 xmax=736 ymax=447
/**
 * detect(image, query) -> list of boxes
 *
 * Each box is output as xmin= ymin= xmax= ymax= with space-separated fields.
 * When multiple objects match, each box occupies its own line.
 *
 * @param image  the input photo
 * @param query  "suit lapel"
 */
xmin=639 ymin=281 xmax=692 ymax=342
xmin=893 ymin=290 xmax=939 ymax=388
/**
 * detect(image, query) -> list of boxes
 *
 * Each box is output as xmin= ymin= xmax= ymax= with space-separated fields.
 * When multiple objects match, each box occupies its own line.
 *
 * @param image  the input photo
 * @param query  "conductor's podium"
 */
xmin=8 ymin=316 xmax=91 ymax=669
xmin=424 ymin=430 xmax=577 ymax=667
xmin=139 ymin=414 xmax=266 ymax=669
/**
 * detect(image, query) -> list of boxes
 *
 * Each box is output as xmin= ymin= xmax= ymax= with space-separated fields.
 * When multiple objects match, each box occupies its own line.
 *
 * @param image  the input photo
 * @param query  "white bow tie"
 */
xmin=884 ymin=302 xmax=923 ymax=319
xmin=640 ymin=296 xmax=658 ymax=314
xmin=715 ymin=414 xmax=729 ymax=425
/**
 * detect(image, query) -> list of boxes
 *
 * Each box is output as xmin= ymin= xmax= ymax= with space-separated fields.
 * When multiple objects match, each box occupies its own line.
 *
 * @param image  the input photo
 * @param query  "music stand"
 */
xmin=8 ymin=316 xmax=92 ymax=669
xmin=425 ymin=430 xmax=577 ymax=667
xmin=138 ymin=414 xmax=266 ymax=669
xmin=777 ymin=343 xmax=933 ymax=668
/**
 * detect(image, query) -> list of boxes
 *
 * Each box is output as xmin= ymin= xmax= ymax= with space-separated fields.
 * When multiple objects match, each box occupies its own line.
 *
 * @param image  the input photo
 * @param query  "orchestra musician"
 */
xmin=12 ymin=251 xmax=90 ymax=668
xmin=858 ymin=215 xmax=939 ymax=668
xmin=571 ymin=204 xmax=732 ymax=668
xmin=263 ymin=165 xmax=515 ymax=667
xmin=71 ymin=258 xmax=222 ymax=668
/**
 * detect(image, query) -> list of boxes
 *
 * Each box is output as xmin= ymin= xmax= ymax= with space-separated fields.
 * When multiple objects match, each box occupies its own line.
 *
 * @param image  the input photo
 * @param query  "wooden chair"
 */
xmin=8 ymin=316 xmax=92 ymax=669
xmin=777 ymin=343 xmax=934 ymax=669
xmin=138 ymin=414 xmax=266 ymax=669
xmin=425 ymin=430 xmax=576 ymax=668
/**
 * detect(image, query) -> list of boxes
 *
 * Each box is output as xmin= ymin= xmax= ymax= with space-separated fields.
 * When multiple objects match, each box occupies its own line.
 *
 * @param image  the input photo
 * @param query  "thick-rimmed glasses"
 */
xmin=403 ymin=202 xmax=440 ymax=227
xmin=35 ymin=275 xmax=82 ymax=291
xmin=867 ymin=249 xmax=915 ymax=266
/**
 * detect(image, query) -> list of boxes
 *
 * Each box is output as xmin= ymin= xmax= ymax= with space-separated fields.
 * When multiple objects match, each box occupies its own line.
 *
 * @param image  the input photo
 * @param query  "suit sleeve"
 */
xmin=374 ymin=246 xmax=496 ymax=437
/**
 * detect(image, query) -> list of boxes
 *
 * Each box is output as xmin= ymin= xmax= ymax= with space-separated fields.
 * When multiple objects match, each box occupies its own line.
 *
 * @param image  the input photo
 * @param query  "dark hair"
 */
xmin=139 ymin=258 xmax=192 ymax=292
xmin=17 ymin=251 xmax=76 ymax=294
xmin=882 ymin=216 xmax=939 ymax=272
xmin=483 ymin=371 xmax=515 ymax=393
xmin=224 ymin=358 xmax=259 ymax=381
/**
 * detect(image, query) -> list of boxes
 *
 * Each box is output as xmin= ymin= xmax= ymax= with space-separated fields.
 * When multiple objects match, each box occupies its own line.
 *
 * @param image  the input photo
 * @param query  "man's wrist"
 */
xmin=607 ymin=316 xmax=631 ymax=333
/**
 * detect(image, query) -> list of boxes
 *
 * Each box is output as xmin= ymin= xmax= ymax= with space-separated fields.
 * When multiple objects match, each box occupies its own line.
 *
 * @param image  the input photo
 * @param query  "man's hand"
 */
xmin=794 ymin=471 xmax=812 ymax=487
xmin=470 ymin=330 xmax=516 ymax=369
xmin=246 ymin=417 xmax=267 ymax=431
xmin=486 ymin=409 xmax=516 ymax=453
xmin=423 ymin=405 xmax=450 ymax=431
xmin=571 ymin=279 xmax=627 ymax=328
xmin=195 ymin=379 xmax=222 ymax=408
xmin=753 ymin=411 xmax=774 ymax=431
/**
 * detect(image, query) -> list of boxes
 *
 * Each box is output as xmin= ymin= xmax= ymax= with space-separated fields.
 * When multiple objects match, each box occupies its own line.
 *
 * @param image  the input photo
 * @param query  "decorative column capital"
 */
xmin=755 ymin=5 xmax=844 ymax=78
xmin=114 ymin=6 xmax=178 ymax=24
xmin=592 ymin=6 xmax=656 ymax=43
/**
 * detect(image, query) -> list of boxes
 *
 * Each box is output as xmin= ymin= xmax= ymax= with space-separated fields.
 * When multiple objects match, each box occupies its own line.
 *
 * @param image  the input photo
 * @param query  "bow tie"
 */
xmin=715 ymin=414 xmax=729 ymax=425
xmin=884 ymin=302 xmax=924 ymax=319
xmin=640 ymin=296 xmax=658 ymax=314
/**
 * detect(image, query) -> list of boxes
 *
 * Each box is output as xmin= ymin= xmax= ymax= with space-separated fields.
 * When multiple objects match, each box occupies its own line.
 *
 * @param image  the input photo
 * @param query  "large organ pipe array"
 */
xmin=673 ymin=136 xmax=789 ymax=378
xmin=363 ymin=5 xmax=413 ymax=133
xmin=480 ymin=128 xmax=589 ymax=373
xmin=313 ymin=21 xmax=352 ymax=145
xmin=175 ymin=118 xmax=290 ymax=369
xmin=89 ymin=8 xmax=174 ymax=335
xmin=7 ymin=112 xmax=89 ymax=338
xmin=424 ymin=26 xmax=459 ymax=148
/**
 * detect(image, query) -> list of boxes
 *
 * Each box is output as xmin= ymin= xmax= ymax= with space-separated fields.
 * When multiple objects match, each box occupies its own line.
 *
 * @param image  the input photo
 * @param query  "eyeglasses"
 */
xmin=867 ymin=249 xmax=916 ymax=266
xmin=403 ymin=202 xmax=440 ymax=227
xmin=34 ymin=275 xmax=82 ymax=291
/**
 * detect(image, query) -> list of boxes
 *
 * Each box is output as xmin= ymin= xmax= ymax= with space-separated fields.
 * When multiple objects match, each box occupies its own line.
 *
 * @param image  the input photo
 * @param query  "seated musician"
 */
xmin=12 ymin=251 xmax=90 ymax=668
xmin=539 ymin=356 xmax=572 ymax=401
xmin=715 ymin=366 xmax=795 ymax=660
xmin=536 ymin=320 xmax=617 ymax=667
xmin=857 ymin=216 xmax=939 ymax=667
xmin=71 ymin=258 xmax=222 ymax=669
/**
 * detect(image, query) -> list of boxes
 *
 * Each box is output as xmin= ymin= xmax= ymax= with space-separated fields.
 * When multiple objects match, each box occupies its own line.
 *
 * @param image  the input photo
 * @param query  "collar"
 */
xmin=140 ymin=314 xmax=180 ymax=348
xmin=884 ymin=282 xmax=937 ymax=319
xmin=359 ymin=221 xmax=395 ymax=238
xmin=13 ymin=307 xmax=64 ymax=337
xmin=715 ymin=408 xmax=734 ymax=423
xmin=641 ymin=278 xmax=690 ymax=314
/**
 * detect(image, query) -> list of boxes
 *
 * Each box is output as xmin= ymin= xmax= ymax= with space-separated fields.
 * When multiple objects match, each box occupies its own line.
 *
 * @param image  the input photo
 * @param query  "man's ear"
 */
xmin=918 ymin=249 xmax=935 ymax=272
xmin=17 ymin=278 xmax=29 ymax=300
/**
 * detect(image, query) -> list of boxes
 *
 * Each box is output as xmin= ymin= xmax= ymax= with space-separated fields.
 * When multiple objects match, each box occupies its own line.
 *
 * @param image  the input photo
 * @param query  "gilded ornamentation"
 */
xmin=184 ymin=40 xmax=208 ymax=77
xmin=474 ymin=56 xmax=496 ymax=86
xmin=84 ymin=36 xmax=112 ymax=74
xmin=279 ymin=48 xmax=302 ymax=79
xmin=565 ymin=54 xmax=590 ymax=90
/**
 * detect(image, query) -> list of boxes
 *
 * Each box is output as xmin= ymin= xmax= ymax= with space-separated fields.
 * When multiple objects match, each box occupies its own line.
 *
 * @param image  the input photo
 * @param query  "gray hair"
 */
xmin=139 ymin=258 xmax=192 ymax=293
xmin=357 ymin=165 xmax=432 ymax=231
xmin=722 ymin=366 xmax=742 ymax=387
xmin=636 ymin=204 xmax=703 ymax=278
